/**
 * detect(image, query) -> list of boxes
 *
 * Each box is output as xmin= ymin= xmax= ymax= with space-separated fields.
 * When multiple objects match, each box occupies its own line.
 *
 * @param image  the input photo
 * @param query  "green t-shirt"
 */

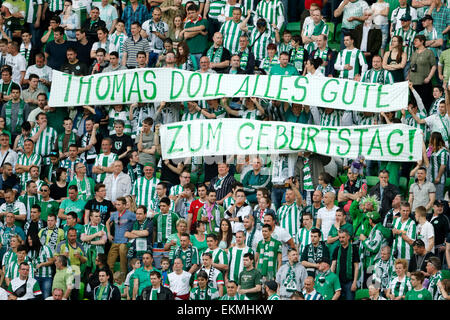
xmin=38 ymin=200 xmax=60 ymax=221
xmin=405 ymin=288 xmax=433 ymax=300
xmin=59 ymin=198 xmax=87 ymax=225
xmin=238 ymin=268 xmax=262 ymax=300
xmin=184 ymin=18 xmax=209 ymax=54
xmin=134 ymin=267 xmax=162 ymax=296
xmin=269 ymin=63 xmax=299 ymax=75
xmin=314 ymin=271 xmax=341 ymax=300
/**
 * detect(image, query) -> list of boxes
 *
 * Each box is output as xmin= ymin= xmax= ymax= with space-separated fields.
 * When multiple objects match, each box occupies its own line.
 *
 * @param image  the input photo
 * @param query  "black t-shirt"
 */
xmin=84 ymin=198 xmax=116 ymax=225
xmin=332 ymin=244 xmax=360 ymax=284
xmin=428 ymin=214 xmax=450 ymax=246
xmin=50 ymin=183 xmax=68 ymax=201
xmin=110 ymin=134 xmax=134 ymax=167
xmin=45 ymin=41 xmax=70 ymax=70
xmin=202 ymin=46 xmax=231 ymax=74
xmin=75 ymin=41 xmax=94 ymax=66
xmin=60 ymin=61 xmax=89 ymax=76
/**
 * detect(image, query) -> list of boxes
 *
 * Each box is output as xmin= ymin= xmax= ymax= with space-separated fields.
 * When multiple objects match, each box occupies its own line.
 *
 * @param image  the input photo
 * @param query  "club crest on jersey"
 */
xmin=115 ymin=141 xmax=123 ymax=150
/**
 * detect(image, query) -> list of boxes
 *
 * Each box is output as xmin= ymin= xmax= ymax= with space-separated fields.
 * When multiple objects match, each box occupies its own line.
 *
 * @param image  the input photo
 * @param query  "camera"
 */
xmin=410 ymin=63 xmax=417 ymax=72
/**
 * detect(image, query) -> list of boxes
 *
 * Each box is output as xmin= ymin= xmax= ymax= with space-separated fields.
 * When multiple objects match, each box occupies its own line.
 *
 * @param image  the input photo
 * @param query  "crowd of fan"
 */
xmin=0 ymin=0 xmax=449 ymax=301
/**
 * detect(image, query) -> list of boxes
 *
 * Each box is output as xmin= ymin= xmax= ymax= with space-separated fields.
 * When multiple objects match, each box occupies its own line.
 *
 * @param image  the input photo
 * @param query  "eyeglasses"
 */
xmin=41 ymin=189 xmax=49 ymax=192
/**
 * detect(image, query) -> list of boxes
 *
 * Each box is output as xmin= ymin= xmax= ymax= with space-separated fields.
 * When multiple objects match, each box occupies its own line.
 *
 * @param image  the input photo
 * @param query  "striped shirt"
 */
xmin=17 ymin=153 xmax=42 ymax=190
xmin=249 ymin=25 xmax=275 ymax=61
xmin=361 ymin=68 xmax=394 ymax=84
xmin=303 ymin=289 xmax=323 ymax=300
xmin=335 ymin=47 xmax=368 ymax=79
xmin=6 ymin=259 xmax=35 ymax=279
xmin=220 ymin=20 xmax=244 ymax=54
xmin=31 ymin=126 xmax=58 ymax=166
xmin=429 ymin=148 xmax=449 ymax=184
xmin=27 ymin=245 xmax=54 ymax=278
xmin=254 ymin=0 xmax=285 ymax=29
xmin=132 ymin=176 xmax=160 ymax=209
xmin=109 ymin=32 xmax=128 ymax=60
xmin=392 ymin=218 xmax=416 ymax=260
xmin=122 ymin=36 xmax=151 ymax=67
xmin=122 ymin=4 xmax=149 ymax=36
xmin=181 ymin=111 xmax=205 ymax=121
xmin=48 ymin=0 xmax=64 ymax=12
xmin=404 ymin=111 xmax=427 ymax=137
xmin=20 ymin=43 xmax=32 ymax=66
xmin=429 ymin=98 xmax=444 ymax=116
xmin=389 ymin=276 xmax=412 ymax=298
xmin=296 ymin=226 xmax=312 ymax=254
xmin=428 ymin=271 xmax=443 ymax=300
xmin=208 ymin=0 xmax=227 ymax=19
xmin=94 ymin=153 xmax=118 ymax=183
xmin=393 ymin=27 xmax=416 ymax=60
xmin=319 ymin=108 xmax=343 ymax=126
xmin=277 ymin=203 xmax=302 ymax=240
xmin=227 ymin=246 xmax=252 ymax=282
xmin=108 ymin=109 xmax=132 ymax=135
xmin=303 ymin=21 xmax=329 ymax=53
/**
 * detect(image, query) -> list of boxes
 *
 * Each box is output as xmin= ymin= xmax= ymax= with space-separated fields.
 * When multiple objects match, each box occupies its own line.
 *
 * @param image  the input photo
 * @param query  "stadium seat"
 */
xmin=79 ymin=282 xmax=85 ymax=300
xmin=286 ymin=22 xmax=301 ymax=35
xmin=366 ymin=176 xmax=379 ymax=189
xmin=399 ymin=176 xmax=408 ymax=196
xmin=326 ymin=22 xmax=335 ymax=43
xmin=445 ymin=178 xmax=450 ymax=196
xmin=234 ymin=173 xmax=241 ymax=182
xmin=334 ymin=23 xmax=342 ymax=43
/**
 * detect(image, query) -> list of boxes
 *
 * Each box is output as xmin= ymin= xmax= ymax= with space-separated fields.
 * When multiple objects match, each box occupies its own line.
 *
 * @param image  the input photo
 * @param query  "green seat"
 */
xmin=234 ymin=173 xmax=241 ymax=182
xmin=334 ymin=23 xmax=342 ymax=43
xmin=366 ymin=176 xmax=379 ymax=189
xmin=155 ymin=171 xmax=161 ymax=180
xmin=78 ymin=282 xmax=85 ymax=300
xmin=326 ymin=22 xmax=335 ymax=44
xmin=114 ymin=261 xmax=121 ymax=272
xmin=329 ymin=42 xmax=340 ymax=51
xmin=445 ymin=177 xmax=450 ymax=194
xmin=399 ymin=176 xmax=408 ymax=196
xmin=286 ymin=22 xmax=301 ymax=35
xmin=441 ymin=269 xmax=450 ymax=280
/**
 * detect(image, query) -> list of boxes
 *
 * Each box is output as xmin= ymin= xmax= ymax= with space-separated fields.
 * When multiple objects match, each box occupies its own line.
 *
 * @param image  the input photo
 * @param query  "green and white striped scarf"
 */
xmin=303 ymin=158 xmax=314 ymax=191
xmin=207 ymin=45 xmax=224 ymax=64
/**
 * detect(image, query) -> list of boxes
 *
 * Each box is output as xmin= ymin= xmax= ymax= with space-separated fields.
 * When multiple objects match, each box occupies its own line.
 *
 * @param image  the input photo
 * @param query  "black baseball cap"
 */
xmin=400 ymin=13 xmax=412 ymax=21
xmin=434 ymin=200 xmax=444 ymax=207
xmin=412 ymin=239 xmax=425 ymax=247
xmin=420 ymin=14 xmax=433 ymax=22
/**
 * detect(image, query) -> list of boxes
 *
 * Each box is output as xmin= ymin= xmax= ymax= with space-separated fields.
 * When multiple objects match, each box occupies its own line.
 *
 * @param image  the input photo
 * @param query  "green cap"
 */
xmin=144 ymin=162 xmax=155 ymax=168
xmin=366 ymin=211 xmax=381 ymax=221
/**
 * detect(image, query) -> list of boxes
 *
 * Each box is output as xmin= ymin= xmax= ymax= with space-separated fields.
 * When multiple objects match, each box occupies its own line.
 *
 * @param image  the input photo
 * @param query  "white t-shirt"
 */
xmin=417 ymin=221 xmax=435 ymax=252
xmin=168 ymin=271 xmax=192 ymax=297
xmin=317 ymin=206 xmax=338 ymax=240
xmin=5 ymin=53 xmax=27 ymax=84
xmin=0 ymin=287 xmax=8 ymax=300
xmin=25 ymin=64 xmax=52 ymax=93
xmin=371 ymin=2 xmax=389 ymax=26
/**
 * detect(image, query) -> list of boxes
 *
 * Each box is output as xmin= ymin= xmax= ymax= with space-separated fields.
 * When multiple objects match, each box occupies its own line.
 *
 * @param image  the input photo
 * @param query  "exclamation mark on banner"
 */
xmin=409 ymin=129 xmax=416 ymax=161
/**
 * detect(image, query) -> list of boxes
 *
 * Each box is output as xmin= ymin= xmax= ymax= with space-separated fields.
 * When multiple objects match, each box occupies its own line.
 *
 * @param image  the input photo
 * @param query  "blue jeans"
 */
xmin=340 ymin=281 xmax=355 ymax=300
xmin=380 ymin=24 xmax=389 ymax=50
xmin=435 ymin=183 xmax=445 ymax=201
xmin=271 ymin=187 xmax=286 ymax=211
xmin=36 ymin=276 xmax=53 ymax=299
xmin=28 ymin=22 xmax=42 ymax=51
xmin=403 ymin=61 xmax=410 ymax=80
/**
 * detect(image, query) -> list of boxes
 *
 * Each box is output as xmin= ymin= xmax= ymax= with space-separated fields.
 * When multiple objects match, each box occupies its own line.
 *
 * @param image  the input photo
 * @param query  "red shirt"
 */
xmin=188 ymin=199 xmax=205 ymax=232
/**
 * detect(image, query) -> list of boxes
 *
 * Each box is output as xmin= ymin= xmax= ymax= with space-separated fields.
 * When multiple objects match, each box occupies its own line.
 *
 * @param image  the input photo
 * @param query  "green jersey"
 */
xmin=314 ymin=270 xmax=341 ymax=300
xmin=153 ymin=212 xmax=179 ymax=245
xmin=389 ymin=275 xmax=412 ymax=299
xmin=277 ymin=203 xmax=302 ymax=240
xmin=392 ymin=218 xmax=416 ymax=260
xmin=220 ymin=20 xmax=244 ymax=54
xmin=59 ymin=198 xmax=87 ymax=225
xmin=31 ymin=125 xmax=58 ymax=165
xmin=94 ymin=152 xmax=118 ymax=183
xmin=227 ymin=246 xmax=253 ymax=282
xmin=256 ymin=237 xmax=282 ymax=280
xmin=335 ymin=48 xmax=368 ymax=79
xmin=132 ymin=176 xmax=160 ymax=210
xmin=405 ymin=288 xmax=432 ymax=300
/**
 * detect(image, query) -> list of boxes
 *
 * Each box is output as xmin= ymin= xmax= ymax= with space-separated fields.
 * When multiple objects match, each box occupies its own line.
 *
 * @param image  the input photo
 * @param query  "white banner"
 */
xmin=48 ymin=68 xmax=409 ymax=112
xmin=160 ymin=119 xmax=422 ymax=162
